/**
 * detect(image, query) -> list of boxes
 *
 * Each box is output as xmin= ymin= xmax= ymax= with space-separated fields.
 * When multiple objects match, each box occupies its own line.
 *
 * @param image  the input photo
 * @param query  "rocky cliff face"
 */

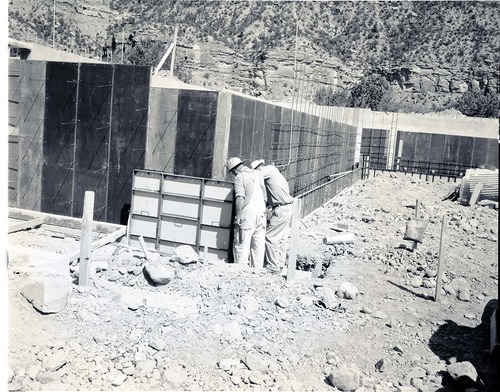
xmin=175 ymin=43 xmax=499 ymax=102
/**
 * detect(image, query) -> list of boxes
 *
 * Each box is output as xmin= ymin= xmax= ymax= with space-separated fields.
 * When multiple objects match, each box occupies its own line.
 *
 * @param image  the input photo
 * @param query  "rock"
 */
xmin=464 ymin=313 xmax=475 ymax=320
xmin=127 ymin=299 xmax=143 ymax=310
xmin=375 ymin=358 xmax=386 ymax=372
xmin=162 ymin=367 xmax=187 ymax=387
xmin=449 ymin=277 xmax=471 ymax=292
xmin=45 ymin=352 xmax=68 ymax=371
xmin=299 ymin=295 xmax=315 ymax=307
xmin=336 ymin=282 xmax=359 ymax=299
xmin=372 ymin=311 xmax=387 ymax=319
xmin=136 ymin=360 xmax=156 ymax=374
xmin=361 ymin=307 xmax=373 ymax=314
xmin=446 ymin=361 xmax=477 ymax=382
xmin=275 ymin=297 xmax=290 ymax=308
xmin=107 ymin=270 xmax=121 ymax=281
xmin=37 ymin=371 xmax=58 ymax=384
xmin=243 ymin=353 xmax=267 ymax=372
xmin=118 ymin=267 xmax=127 ymax=275
xmin=443 ymin=284 xmax=456 ymax=296
xmin=8 ymin=368 xmax=14 ymax=383
xmin=92 ymin=260 xmax=109 ymax=273
xmin=109 ymin=372 xmax=127 ymax=386
xmin=218 ymin=358 xmax=239 ymax=371
xmin=422 ymin=279 xmax=435 ymax=288
xmin=410 ymin=276 xmax=423 ymax=288
xmin=144 ymin=263 xmax=174 ymax=285
xmin=425 ymin=269 xmax=437 ymax=278
xmin=408 ymin=366 xmax=426 ymax=379
xmin=458 ymin=290 xmax=471 ymax=302
xmin=130 ymin=329 xmax=144 ymax=343
xmin=149 ymin=339 xmax=166 ymax=351
xmin=328 ymin=363 xmax=361 ymax=391
xmin=223 ymin=321 xmax=242 ymax=341
xmin=171 ymin=245 xmax=198 ymax=264
xmin=381 ymin=207 xmax=391 ymax=213
xmin=21 ymin=274 xmax=71 ymax=313
xmin=239 ymin=294 xmax=260 ymax=314
xmin=27 ymin=365 xmax=42 ymax=380
xmin=249 ymin=371 xmax=264 ymax=385
xmin=318 ymin=287 xmax=340 ymax=309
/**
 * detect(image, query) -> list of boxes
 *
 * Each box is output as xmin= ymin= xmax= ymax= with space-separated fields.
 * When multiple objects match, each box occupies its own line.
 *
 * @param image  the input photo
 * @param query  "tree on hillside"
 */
xmin=313 ymin=87 xmax=350 ymax=106
xmin=350 ymin=73 xmax=390 ymax=110
xmin=454 ymin=89 xmax=499 ymax=118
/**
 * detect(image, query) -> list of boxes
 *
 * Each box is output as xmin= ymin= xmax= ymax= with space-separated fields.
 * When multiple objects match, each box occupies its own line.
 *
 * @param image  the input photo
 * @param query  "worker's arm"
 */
xmin=233 ymin=174 xmax=246 ymax=226
xmin=234 ymin=195 xmax=244 ymax=226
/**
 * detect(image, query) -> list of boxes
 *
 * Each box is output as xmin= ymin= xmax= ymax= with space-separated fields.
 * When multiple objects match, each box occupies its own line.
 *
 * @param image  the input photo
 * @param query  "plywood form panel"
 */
xmin=174 ymin=90 xmax=218 ymax=178
xmin=443 ymin=135 xmax=460 ymax=164
xmin=401 ymin=131 xmax=417 ymax=169
xmin=108 ymin=64 xmax=150 ymax=224
xmin=8 ymin=136 xmax=19 ymax=206
xmin=146 ymin=88 xmax=179 ymax=172
xmin=8 ymin=59 xmax=22 ymax=132
xmin=73 ymin=63 xmax=113 ymax=220
xmin=241 ymin=98 xmax=255 ymax=160
xmin=251 ymin=100 xmax=266 ymax=159
xmin=457 ymin=136 xmax=474 ymax=167
xmin=429 ymin=133 xmax=446 ymax=164
xmin=485 ymin=139 xmax=499 ymax=168
xmin=228 ymin=94 xmax=244 ymax=157
xmin=415 ymin=132 xmax=432 ymax=165
xmin=263 ymin=103 xmax=274 ymax=163
xmin=470 ymin=137 xmax=489 ymax=167
xmin=19 ymin=61 xmax=46 ymax=211
xmin=41 ymin=62 xmax=78 ymax=216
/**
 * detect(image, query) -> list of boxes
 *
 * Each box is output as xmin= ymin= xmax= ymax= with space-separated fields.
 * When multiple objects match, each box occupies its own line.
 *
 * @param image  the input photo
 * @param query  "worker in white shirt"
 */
xmin=227 ymin=157 xmax=267 ymax=268
xmin=251 ymin=159 xmax=294 ymax=274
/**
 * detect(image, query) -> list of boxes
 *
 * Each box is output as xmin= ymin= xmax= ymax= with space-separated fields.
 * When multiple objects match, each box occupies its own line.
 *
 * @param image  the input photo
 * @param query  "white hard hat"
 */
xmin=251 ymin=159 xmax=265 ymax=170
xmin=226 ymin=157 xmax=244 ymax=172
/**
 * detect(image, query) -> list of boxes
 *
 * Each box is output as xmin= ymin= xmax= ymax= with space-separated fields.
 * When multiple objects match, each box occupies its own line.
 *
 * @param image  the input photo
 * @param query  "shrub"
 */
xmin=454 ymin=89 xmax=500 ymax=118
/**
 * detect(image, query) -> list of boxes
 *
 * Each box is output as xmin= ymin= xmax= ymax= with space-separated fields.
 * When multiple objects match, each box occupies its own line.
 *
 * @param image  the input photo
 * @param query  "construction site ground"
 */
xmin=7 ymin=172 xmax=499 ymax=391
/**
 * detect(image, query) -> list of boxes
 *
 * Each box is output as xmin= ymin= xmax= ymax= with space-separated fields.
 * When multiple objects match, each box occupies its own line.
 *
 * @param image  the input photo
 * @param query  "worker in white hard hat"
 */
xmin=250 ymin=159 xmax=294 ymax=274
xmin=226 ymin=157 xmax=267 ymax=268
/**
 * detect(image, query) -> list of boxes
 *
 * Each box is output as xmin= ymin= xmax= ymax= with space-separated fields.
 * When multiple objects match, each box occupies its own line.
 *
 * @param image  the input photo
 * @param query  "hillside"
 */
xmin=8 ymin=0 xmax=500 ymax=108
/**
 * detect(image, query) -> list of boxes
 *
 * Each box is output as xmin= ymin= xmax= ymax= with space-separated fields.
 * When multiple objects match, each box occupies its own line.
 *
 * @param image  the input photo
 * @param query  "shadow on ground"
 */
xmin=429 ymin=299 xmax=499 ymax=391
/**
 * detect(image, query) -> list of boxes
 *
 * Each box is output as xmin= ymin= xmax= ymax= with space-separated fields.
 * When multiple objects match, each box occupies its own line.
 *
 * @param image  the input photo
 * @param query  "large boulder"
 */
xmin=336 ymin=282 xmax=359 ymax=299
xmin=170 ymin=245 xmax=198 ymax=265
xmin=328 ymin=363 xmax=361 ymax=391
xmin=144 ymin=263 xmax=174 ymax=285
xmin=21 ymin=273 xmax=72 ymax=313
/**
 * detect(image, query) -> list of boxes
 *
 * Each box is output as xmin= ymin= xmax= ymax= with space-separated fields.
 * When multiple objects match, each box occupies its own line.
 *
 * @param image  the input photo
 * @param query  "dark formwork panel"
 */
xmin=42 ymin=62 xmax=78 ymax=216
xmin=8 ymin=59 xmax=22 ymax=130
xmin=400 ymin=131 xmax=417 ymax=167
xmin=415 ymin=133 xmax=432 ymax=163
xmin=228 ymin=95 xmax=244 ymax=158
xmin=471 ymin=138 xmax=489 ymax=167
xmin=108 ymin=65 xmax=150 ymax=224
xmin=8 ymin=136 xmax=19 ymax=206
xmin=146 ymin=88 xmax=179 ymax=172
xmin=73 ymin=63 xmax=114 ymax=220
xmin=251 ymin=100 xmax=266 ymax=159
xmin=443 ymin=135 xmax=460 ymax=164
xmin=485 ymin=139 xmax=499 ymax=168
xmin=429 ymin=134 xmax=446 ymax=163
xmin=457 ymin=136 xmax=474 ymax=167
xmin=18 ymin=61 xmax=46 ymax=211
xmin=263 ymin=103 xmax=274 ymax=163
xmin=241 ymin=98 xmax=255 ymax=160
xmin=174 ymin=90 xmax=218 ymax=178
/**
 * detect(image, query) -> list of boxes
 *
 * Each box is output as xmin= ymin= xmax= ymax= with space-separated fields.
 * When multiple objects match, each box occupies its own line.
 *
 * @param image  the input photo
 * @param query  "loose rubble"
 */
xmin=8 ymin=172 xmax=499 ymax=390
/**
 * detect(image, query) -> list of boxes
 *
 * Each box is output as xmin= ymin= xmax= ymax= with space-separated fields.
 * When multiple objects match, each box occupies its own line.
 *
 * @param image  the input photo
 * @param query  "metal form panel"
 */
xmin=128 ymin=170 xmax=234 ymax=261
xmin=8 ymin=135 xmax=19 ymax=206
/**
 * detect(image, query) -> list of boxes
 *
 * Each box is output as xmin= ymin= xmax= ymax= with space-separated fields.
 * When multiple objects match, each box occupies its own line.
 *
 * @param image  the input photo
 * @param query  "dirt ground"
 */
xmin=7 ymin=172 xmax=499 ymax=391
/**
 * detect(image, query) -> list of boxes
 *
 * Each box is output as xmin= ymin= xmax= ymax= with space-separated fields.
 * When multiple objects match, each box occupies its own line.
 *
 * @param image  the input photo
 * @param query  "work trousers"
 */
xmin=233 ymin=210 xmax=266 ymax=268
xmin=265 ymin=203 xmax=293 ymax=270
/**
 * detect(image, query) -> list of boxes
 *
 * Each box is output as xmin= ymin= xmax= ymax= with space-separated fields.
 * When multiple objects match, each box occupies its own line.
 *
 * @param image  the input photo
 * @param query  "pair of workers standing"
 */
xmin=226 ymin=157 xmax=294 ymax=274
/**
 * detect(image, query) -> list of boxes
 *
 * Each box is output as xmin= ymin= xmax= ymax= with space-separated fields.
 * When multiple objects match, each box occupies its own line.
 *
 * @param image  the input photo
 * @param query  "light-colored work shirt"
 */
xmin=258 ymin=165 xmax=294 ymax=207
xmin=234 ymin=167 xmax=266 ymax=211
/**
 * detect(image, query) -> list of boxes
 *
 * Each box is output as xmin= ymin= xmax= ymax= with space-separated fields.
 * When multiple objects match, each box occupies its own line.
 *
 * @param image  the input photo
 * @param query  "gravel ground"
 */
xmin=7 ymin=171 xmax=499 ymax=391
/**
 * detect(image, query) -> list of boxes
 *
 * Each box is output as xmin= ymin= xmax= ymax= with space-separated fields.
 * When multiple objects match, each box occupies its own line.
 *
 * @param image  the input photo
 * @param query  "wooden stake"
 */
xmin=435 ymin=215 xmax=447 ymax=302
xmin=287 ymin=198 xmax=302 ymax=281
xmin=79 ymin=191 xmax=95 ymax=286
xmin=412 ymin=199 xmax=420 ymax=252
xmin=469 ymin=182 xmax=483 ymax=206
xmin=138 ymin=236 xmax=151 ymax=261
xmin=8 ymin=217 xmax=45 ymax=234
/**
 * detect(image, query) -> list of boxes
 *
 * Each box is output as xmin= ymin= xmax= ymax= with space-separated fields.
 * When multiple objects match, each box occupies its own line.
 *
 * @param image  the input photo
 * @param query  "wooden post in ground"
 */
xmin=287 ymin=198 xmax=302 ymax=281
xmin=435 ymin=215 xmax=448 ymax=302
xmin=412 ymin=199 xmax=420 ymax=252
xmin=469 ymin=182 xmax=484 ymax=206
xmin=138 ymin=236 xmax=151 ymax=261
xmin=79 ymin=191 xmax=95 ymax=286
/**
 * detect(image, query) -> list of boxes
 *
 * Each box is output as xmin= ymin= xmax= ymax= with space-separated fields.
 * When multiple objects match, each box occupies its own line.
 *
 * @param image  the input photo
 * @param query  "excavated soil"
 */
xmin=7 ymin=172 xmax=499 ymax=391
